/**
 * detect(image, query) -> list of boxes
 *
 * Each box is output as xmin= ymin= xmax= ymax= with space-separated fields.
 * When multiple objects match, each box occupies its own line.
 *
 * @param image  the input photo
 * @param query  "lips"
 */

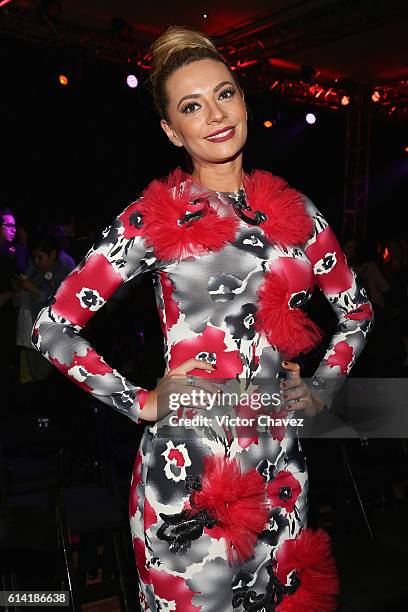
xmin=205 ymin=125 xmax=235 ymax=141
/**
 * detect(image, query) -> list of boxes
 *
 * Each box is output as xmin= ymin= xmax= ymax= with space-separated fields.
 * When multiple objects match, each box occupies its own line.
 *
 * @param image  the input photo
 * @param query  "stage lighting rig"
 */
xmin=38 ymin=0 xmax=63 ymax=21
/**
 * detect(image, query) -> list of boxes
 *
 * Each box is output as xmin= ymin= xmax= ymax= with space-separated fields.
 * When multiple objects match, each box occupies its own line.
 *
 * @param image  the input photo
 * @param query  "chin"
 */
xmin=213 ymin=147 xmax=244 ymax=164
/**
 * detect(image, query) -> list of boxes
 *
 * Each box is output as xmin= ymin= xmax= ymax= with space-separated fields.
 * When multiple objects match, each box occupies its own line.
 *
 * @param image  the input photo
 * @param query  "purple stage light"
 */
xmin=306 ymin=113 xmax=316 ymax=125
xmin=126 ymin=74 xmax=138 ymax=89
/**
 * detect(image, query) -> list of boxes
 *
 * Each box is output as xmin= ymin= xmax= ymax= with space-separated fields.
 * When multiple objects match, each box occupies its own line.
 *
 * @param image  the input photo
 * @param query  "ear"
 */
xmin=160 ymin=119 xmax=184 ymax=148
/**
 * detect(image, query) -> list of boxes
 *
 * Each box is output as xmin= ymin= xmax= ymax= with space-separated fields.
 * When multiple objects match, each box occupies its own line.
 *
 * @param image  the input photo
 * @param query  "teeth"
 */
xmin=207 ymin=128 xmax=233 ymax=139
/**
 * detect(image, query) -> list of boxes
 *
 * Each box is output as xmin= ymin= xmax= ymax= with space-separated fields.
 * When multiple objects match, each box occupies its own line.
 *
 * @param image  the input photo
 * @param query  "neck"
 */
xmin=191 ymin=155 xmax=244 ymax=192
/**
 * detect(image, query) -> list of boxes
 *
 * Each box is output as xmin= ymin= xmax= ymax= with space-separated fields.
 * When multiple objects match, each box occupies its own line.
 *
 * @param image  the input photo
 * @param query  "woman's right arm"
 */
xmin=31 ymin=199 xmax=157 ymax=423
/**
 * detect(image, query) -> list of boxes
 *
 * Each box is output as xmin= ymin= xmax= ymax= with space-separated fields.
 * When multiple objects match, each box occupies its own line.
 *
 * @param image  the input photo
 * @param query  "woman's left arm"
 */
xmin=282 ymin=199 xmax=375 ymax=414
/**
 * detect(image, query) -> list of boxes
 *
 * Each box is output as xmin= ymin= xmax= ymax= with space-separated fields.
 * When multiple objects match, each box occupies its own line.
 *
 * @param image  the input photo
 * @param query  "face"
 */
xmin=1 ymin=214 xmax=16 ymax=243
xmin=32 ymin=249 xmax=58 ymax=272
xmin=161 ymin=59 xmax=247 ymax=167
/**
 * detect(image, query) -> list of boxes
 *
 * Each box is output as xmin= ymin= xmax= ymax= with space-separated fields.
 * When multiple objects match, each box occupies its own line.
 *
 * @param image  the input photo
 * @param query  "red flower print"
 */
xmin=144 ymin=498 xmax=158 ymax=531
xmin=162 ymin=441 xmax=192 ymax=482
xmin=149 ymin=567 xmax=201 ymax=612
xmin=305 ymin=226 xmax=353 ymax=294
xmin=169 ymin=325 xmax=243 ymax=379
xmin=345 ymin=301 xmax=373 ymax=320
xmin=235 ymin=396 xmax=261 ymax=449
xmin=267 ymin=470 xmax=301 ymax=513
xmin=129 ymin=449 xmax=142 ymax=518
xmin=268 ymin=407 xmax=290 ymax=442
xmin=160 ymin=272 xmax=180 ymax=330
xmin=326 ymin=340 xmax=354 ymax=374
xmin=52 ymin=253 xmax=123 ymax=326
xmin=132 ymin=537 xmax=152 ymax=586
xmin=118 ymin=201 xmax=144 ymax=239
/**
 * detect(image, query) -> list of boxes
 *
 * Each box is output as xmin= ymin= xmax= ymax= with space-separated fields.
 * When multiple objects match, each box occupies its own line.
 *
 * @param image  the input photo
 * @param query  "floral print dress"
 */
xmin=32 ymin=169 xmax=373 ymax=611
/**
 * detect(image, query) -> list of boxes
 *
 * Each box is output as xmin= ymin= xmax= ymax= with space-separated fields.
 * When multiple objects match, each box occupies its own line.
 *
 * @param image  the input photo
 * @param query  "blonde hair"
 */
xmin=149 ymin=26 xmax=236 ymax=119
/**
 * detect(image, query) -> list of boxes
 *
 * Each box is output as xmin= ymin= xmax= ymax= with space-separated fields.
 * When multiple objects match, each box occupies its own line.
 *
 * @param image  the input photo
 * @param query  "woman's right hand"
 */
xmin=140 ymin=358 xmax=221 ymax=422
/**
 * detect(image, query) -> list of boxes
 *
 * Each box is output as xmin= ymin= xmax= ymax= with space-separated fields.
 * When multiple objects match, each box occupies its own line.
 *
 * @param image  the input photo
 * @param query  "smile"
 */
xmin=205 ymin=127 xmax=235 ymax=142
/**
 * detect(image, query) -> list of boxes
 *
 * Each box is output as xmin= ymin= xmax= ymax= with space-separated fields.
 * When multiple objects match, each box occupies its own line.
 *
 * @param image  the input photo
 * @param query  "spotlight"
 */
xmin=404 ymin=146 xmax=408 ymax=153
xmin=126 ymin=74 xmax=138 ymax=89
xmin=263 ymin=120 xmax=273 ymax=128
xmin=58 ymin=74 xmax=69 ymax=86
xmin=341 ymin=95 xmax=350 ymax=106
xmin=203 ymin=13 xmax=208 ymax=19
xmin=372 ymin=90 xmax=381 ymax=103
xmin=305 ymin=113 xmax=316 ymax=125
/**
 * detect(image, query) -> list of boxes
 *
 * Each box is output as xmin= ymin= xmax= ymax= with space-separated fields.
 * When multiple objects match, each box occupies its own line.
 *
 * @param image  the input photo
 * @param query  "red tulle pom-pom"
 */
xmin=190 ymin=455 xmax=270 ymax=564
xmin=139 ymin=168 xmax=239 ymax=261
xmin=276 ymin=528 xmax=340 ymax=611
xmin=255 ymin=270 xmax=323 ymax=359
xmin=243 ymin=170 xmax=313 ymax=247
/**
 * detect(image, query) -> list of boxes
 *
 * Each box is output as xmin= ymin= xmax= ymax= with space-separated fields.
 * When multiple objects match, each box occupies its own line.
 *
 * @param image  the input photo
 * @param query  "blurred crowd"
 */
xmin=0 ymin=206 xmax=164 ymax=408
xmin=343 ymin=234 xmax=408 ymax=376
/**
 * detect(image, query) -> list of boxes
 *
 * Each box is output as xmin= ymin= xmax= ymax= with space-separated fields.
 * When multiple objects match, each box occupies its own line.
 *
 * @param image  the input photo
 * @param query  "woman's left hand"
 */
xmin=280 ymin=361 xmax=326 ymax=417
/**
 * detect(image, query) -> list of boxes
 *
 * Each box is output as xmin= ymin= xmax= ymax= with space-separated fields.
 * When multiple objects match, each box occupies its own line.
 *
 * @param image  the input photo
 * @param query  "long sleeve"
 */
xmin=302 ymin=198 xmax=374 ymax=408
xmin=32 ymin=200 xmax=159 ymax=423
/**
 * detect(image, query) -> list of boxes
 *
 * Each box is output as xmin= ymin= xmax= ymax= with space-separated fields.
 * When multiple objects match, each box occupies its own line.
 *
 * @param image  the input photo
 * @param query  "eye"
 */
xmin=219 ymin=86 xmax=236 ymax=100
xmin=180 ymin=101 xmax=200 ymax=114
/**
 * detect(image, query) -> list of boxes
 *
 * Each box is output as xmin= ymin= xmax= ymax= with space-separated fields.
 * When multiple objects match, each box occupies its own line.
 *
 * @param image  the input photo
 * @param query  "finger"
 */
xmin=282 ymin=388 xmax=307 ymax=402
xmin=286 ymin=399 xmax=308 ymax=411
xmin=281 ymin=360 xmax=301 ymax=379
xmin=170 ymin=358 xmax=216 ymax=376
xmin=280 ymin=377 xmax=305 ymax=390
xmin=178 ymin=379 xmax=222 ymax=398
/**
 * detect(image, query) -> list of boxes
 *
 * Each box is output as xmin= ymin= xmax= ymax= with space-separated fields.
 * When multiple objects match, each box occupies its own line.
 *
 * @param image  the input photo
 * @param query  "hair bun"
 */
xmin=150 ymin=26 xmax=217 ymax=86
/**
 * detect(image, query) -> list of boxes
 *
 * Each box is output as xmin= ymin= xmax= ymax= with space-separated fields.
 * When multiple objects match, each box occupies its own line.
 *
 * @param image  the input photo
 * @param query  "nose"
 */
xmin=205 ymin=99 xmax=227 ymax=124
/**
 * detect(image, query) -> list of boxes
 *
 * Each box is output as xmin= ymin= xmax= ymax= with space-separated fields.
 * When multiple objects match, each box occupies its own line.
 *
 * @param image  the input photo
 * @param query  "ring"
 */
xmin=186 ymin=375 xmax=196 ymax=387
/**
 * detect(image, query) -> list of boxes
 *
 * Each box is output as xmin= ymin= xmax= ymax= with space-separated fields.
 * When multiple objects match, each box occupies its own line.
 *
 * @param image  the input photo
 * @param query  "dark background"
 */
xmin=2 ymin=36 xmax=407 ymax=243
xmin=2 ymin=2 xmax=408 ymax=609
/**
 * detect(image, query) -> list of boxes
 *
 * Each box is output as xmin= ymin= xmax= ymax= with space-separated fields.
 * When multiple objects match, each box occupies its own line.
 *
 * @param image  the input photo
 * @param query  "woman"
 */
xmin=32 ymin=26 xmax=373 ymax=611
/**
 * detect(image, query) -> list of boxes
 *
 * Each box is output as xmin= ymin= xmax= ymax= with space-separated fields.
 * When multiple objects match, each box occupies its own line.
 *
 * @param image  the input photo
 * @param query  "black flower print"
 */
xmin=233 ymin=227 xmax=272 ymax=260
xmin=225 ymin=303 xmax=258 ymax=340
xmin=129 ymin=210 xmax=143 ymax=229
xmin=288 ymin=289 xmax=312 ymax=310
xmin=76 ymin=287 xmax=105 ymax=311
xmin=313 ymin=251 xmax=337 ymax=275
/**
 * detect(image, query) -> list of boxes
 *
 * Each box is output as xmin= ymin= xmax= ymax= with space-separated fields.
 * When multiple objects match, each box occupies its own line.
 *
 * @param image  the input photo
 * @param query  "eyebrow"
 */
xmin=177 ymin=80 xmax=234 ymax=110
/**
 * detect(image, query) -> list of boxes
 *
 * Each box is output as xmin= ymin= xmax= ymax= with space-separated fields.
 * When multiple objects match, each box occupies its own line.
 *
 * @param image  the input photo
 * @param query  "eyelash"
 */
xmin=180 ymin=86 xmax=236 ymax=114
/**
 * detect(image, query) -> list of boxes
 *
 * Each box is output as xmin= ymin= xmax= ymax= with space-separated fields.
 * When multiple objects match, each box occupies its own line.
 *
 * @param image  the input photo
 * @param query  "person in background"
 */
xmin=15 ymin=232 xmax=75 ymax=382
xmin=0 ymin=206 xmax=27 ymax=387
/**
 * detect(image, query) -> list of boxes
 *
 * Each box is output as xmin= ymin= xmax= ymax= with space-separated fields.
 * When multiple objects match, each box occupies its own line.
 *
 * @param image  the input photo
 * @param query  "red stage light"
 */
xmin=0 ymin=0 xmax=14 ymax=7
xmin=59 ymin=74 xmax=68 ymax=86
